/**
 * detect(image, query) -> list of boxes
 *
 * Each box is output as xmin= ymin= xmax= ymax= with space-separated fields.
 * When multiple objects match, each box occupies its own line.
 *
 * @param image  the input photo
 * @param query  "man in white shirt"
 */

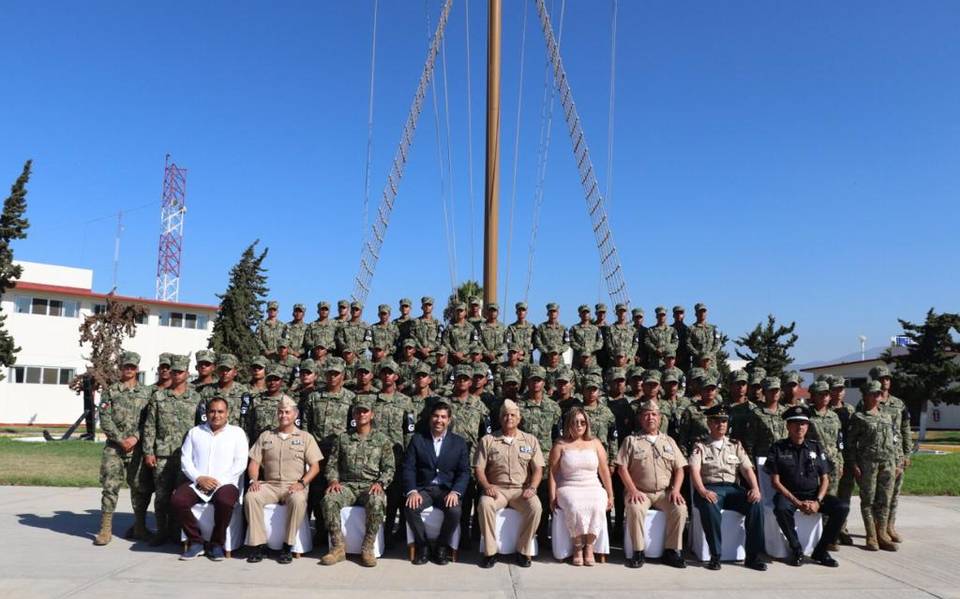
xmin=171 ymin=397 xmax=249 ymax=560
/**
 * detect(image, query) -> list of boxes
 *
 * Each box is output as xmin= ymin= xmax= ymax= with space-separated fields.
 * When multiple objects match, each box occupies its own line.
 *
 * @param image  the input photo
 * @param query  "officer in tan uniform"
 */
xmin=244 ymin=396 xmax=323 ymax=564
xmin=474 ymin=399 xmax=544 ymax=569
xmin=614 ymin=401 xmax=687 ymax=569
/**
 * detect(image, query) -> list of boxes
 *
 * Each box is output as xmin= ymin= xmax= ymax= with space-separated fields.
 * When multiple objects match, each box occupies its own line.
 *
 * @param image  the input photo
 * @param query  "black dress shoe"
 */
xmin=277 ymin=543 xmax=293 ymax=565
xmin=811 ymin=551 xmax=839 ymax=568
xmin=663 ymin=549 xmax=686 ymax=569
xmin=706 ymin=556 xmax=721 ymax=570
xmin=479 ymin=554 xmax=497 ymax=568
xmin=744 ymin=556 xmax=768 ymax=571
xmin=625 ymin=550 xmax=645 ymax=569
xmin=434 ymin=545 xmax=450 ymax=565
xmin=246 ymin=545 xmax=265 ymax=563
xmin=787 ymin=549 xmax=804 ymax=566
xmin=515 ymin=553 xmax=532 ymax=568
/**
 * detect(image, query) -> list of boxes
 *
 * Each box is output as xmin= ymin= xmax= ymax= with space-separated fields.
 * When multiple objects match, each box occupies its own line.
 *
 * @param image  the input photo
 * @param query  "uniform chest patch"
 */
xmin=519 ymin=446 xmax=533 ymax=454
xmin=808 ymin=451 xmax=817 ymax=459
xmin=292 ymin=439 xmax=303 ymax=446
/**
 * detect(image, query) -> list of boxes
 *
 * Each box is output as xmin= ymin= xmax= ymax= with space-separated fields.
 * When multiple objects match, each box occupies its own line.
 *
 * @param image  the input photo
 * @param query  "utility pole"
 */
xmin=483 ymin=0 xmax=501 ymax=307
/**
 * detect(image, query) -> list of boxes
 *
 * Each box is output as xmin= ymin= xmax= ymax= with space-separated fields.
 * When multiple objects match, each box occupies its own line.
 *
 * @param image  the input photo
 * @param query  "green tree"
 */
xmin=208 ymin=240 xmax=269 ymax=374
xmin=715 ymin=331 xmax=732 ymax=383
xmin=72 ymin=298 xmax=149 ymax=391
xmin=443 ymin=280 xmax=482 ymax=323
xmin=734 ymin=314 xmax=798 ymax=379
xmin=0 ymin=160 xmax=32 ymax=380
xmin=883 ymin=309 xmax=960 ymax=441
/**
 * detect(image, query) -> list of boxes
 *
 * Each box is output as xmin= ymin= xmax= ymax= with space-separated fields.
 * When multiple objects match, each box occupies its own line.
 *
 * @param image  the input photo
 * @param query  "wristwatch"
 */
xmin=297 ymin=478 xmax=306 ymax=486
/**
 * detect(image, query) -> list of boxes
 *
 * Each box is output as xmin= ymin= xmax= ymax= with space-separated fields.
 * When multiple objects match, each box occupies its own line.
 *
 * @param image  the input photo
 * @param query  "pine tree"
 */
xmin=0 ymin=160 xmax=32 ymax=380
xmin=734 ymin=314 xmax=799 ymax=379
xmin=715 ymin=331 xmax=733 ymax=383
xmin=883 ymin=309 xmax=960 ymax=440
xmin=72 ymin=299 xmax=149 ymax=391
xmin=209 ymin=241 xmax=269 ymax=373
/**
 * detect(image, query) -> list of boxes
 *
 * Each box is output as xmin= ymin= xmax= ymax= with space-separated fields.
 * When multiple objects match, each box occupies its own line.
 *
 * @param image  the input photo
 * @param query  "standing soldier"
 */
xmin=370 ymin=304 xmax=401 ymax=356
xmin=142 ymin=355 xmax=203 ymax=545
xmin=518 ymin=365 xmax=562 ymax=547
xmin=393 ymin=298 xmax=416 ymax=348
xmin=336 ymin=301 xmax=370 ymax=356
xmin=408 ymin=363 xmax=441 ymax=435
xmin=477 ymin=303 xmax=507 ymax=371
xmin=807 ymin=380 xmax=843 ymax=496
xmin=580 ymin=375 xmax=616 ymax=452
xmin=686 ymin=303 xmax=719 ymax=369
xmin=320 ymin=396 xmax=395 ymax=567
xmin=442 ymin=302 xmax=477 ymax=365
xmin=846 ymin=380 xmax=898 ymax=551
xmin=644 ymin=306 xmax=679 ymax=369
xmin=467 ymin=296 xmax=484 ymax=326
xmin=494 ymin=344 xmax=526 ymax=396
xmin=247 ymin=356 xmax=268 ymax=394
xmin=867 ymin=364 xmax=911 ymax=544
xmin=191 ymin=349 xmax=218 ymax=393
xmin=397 ymin=338 xmax=425 ymax=392
xmin=304 ymin=301 xmax=337 ymax=357
xmin=371 ymin=360 xmax=415 ymax=542
xmin=150 ymin=352 xmax=174 ymax=394
xmin=748 ymin=367 xmax=767 ymax=406
xmin=671 ymin=306 xmax=691 ymax=373
xmin=606 ymin=304 xmax=638 ymax=366
xmin=533 ymin=303 xmax=569 ymax=367
xmin=256 ymin=300 xmax=287 ymax=359
xmin=506 ymin=302 xmax=535 ymax=363
xmin=270 ymin=342 xmax=299 ymax=388
xmin=333 ymin=299 xmax=351 ymax=332
xmin=286 ymin=303 xmax=309 ymax=359
xmin=93 ymin=351 xmax=154 ymax=545
xmin=632 ymin=308 xmax=648 ymax=367
xmin=200 ymin=354 xmax=251 ymax=428
xmin=247 ymin=367 xmax=289 ymax=442
xmin=744 ymin=378 xmax=787 ymax=463
xmin=569 ymin=305 xmax=603 ymax=368
xmin=659 ymin=369 xmax=691 ymax=442
xmin=830 ymin=375 xmax=857 ymax=546
xmin=781 ymin=371 xmax=805 ymax=407
xmin=725 ymin=370 xmax=755 ymax=443
xmin=411 ymin=296 xmax=442 ymax=361
xmin=593 ymin=303 xmax=611 ymax=370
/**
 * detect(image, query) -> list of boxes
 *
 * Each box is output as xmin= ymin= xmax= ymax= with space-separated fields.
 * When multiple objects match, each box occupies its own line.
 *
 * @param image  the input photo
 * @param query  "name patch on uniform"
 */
xmin=292 ymin=439 xmax=304 ymax=446
xmin=519 ymin=446 xmax=533 ymax=454
xmin=808 ymin=451 xmax=817 ymax=459
xmin=663 ymin=445 xmax=673 ymax=454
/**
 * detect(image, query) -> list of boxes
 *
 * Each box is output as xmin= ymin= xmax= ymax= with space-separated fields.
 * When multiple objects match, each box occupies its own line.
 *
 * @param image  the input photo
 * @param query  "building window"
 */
xmin=160 ymin=311 xmax=208 ymax=329
xmin=93 ymin=303 xmax=146 ymax=324
xmin=8 ymin=366 xmax=75 ymax=385
xmin=15 ymin=296 xmax=79 ymax=318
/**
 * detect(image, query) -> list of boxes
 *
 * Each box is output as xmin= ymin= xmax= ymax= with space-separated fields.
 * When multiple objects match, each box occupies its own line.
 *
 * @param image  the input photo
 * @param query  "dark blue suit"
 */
xmin=402 ymin=430 xmax=471 ymax=548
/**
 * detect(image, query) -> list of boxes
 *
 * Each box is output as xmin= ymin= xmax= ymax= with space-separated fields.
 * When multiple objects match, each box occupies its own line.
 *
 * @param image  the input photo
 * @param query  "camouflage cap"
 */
xmin=526 ymin=365 xmax=546 ymax=380
xmin=783 ymin=405 xmax=811 ymax=422
xmin=863 ymin=379 xmax=883 ymax=394
xmin=555 ymin=367 xmax=573 ymax=382
xmin=507 ymin=342 xmax=525 ymax=353
xmin=337 ymin=299 xmax=349 ymax=309
xmin=672 ymin=305 xmax=685 ymax=313
xmin=829 ymin=375 xmax=846 ymax=389
xmin=353 ymin=359 xmax=372 ymax=373
xmin=748 ymin=371 xmax=766 ymax=386
xmin=545 ymin=345 xmax=561 ymax=355
xmin=655 ymin=306 xmax=667 ymax=315
xmin=434 ymin=346 xmax=448 ymax=356
xmin=661 ymin=369 xmax=681 ymax=384
xmin=196 ymin=349 xmax=216 ymax=365
xmin=324 ymin=357 xmax=345 ymax=374
xmin=515 ymin=301 xmax=528 ymax=310
xmin=401 ymin=338 xmax=418 ymax=348
xmin=662 ymin=347 xmax=676 ymax=359
xmin=642 ymin=369 xmax=662 ymax=384
xmin=809 ymin=380 xmax=830 ymax=393
xmin=615 ymin=303 xmax=628 ymax=312
xmin=265 ymin=365 xmax=283 ymax=379
xmin=687 ymin=367 xmax=706 ymax=382
xmin=473 ymin=364 xmax=490 ymax=378
xmin=340 ymin=346 xmax=357 ymax=355
xmin=502 ymin=370 xmax=522 ymax=385
xmin=487 ymin=302 xmax=500 ymax=312
xmin=267 ymin=300 xmax=279 ymax=310
xmin=120 ymin=351 xmax=140 ymax=367
xmin=217 ymin=353 xmax=239 ymax=370
xmin=158 ymin=352 xmax=173 ymax=367
xmin=468 ymin=343 xmax=483 ymax=355
xmin=751 ymin=367 xmax=767 ymax=379
xmin=632 ymin=307 xmax=644 ymax=317
xmin=276 ymin=337 xmax=288 ymax=348
xmin=781 ymin=371 xmax=802 ymax=386
xmin=378 ymin=304 xmax=391 ymax=314
xmin=169 ymin=355 xmax=190 ymax=372
xmin=869 ymin=364 xmax=892 ymax=379
xmin=627 ymin=365 xmax=644 ymax=380
xmin=704 ymin=404 xmax=729 ymax=420
xmin=399 ymin=297 xmax=412 ymax=307
xmin=293 ymin=303 xmax=305 ymax=311
xmin=453 ymin=364 xmax=474 ymax=379
xmin=762 ymin=376 xmax=782 ymax=391
xmin=469 ymin=296 xmax=481 ymax=306
xmin=583 ymin=374 xmax=603 ymax=389
xmin=353 ymin=395 xmax=375 ymax=411
xmin=250 ymin=356 xmax=268 ymax=369
xmin=694 ymin=302 xmax=707 ymax=312
xmin=595 ymin=303 xmax=607 ymax=313
xmin=701 ymin=374 xmax=719 ymax=388
xmin=298 ymin=358 xmax=317 ymax=373
xmin=378 ymin=358 xmax=399 ymax=373
xmin=318 ymin=300 xmax=330 ymax=310
xmin=454 ymin=302 xmax=466 ymax=311
xmin=546 ymin=302 xmax=559 ymax=311
xmin=577 ymin=304 xmax=591 ymax=313
xmin=350 ymin=301 xmax=363 ymax=310
xmin=413 ymin=362 xmax=431 ymax=376
xmin=609 ymin=367 xmax=627 ymax=381
xmin=728 ymin=369 xmax=749 ymax=384
xmin=421 ymin=296 xmax=434 ymax=305
xmin=311 ymin=338 xmax=329 ymax=349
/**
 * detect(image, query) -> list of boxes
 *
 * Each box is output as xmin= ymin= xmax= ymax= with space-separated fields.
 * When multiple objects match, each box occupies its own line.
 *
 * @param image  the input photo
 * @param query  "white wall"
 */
xmin=16 ymin=261 xmax=93 ymax=289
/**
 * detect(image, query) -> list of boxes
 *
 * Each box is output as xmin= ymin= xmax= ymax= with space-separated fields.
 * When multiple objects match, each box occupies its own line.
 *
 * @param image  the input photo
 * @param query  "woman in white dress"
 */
xmin=548 ymin=407 xmax=614 ymax=565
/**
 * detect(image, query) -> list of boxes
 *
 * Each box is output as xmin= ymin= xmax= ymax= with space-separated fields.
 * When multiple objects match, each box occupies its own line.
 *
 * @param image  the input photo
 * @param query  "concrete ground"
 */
xmin=2 ymin=486 xmax=958 ymax=599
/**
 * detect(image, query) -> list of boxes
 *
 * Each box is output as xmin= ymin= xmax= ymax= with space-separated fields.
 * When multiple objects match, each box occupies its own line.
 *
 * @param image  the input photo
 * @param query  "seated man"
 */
xmin=402 ymin=401 xmax=471 ymax=565
xmin=615 ymin=401 xmax=687 ymax=569
xmin=474 ymin=399 xmax=544 ymax=569
xmin=688 ymin=405 xmax=766 ymax=571
xmin=766 ymin=405 xmax=849 ymax=567
xmin=171 ymin=397 xmax=249 ymax=560
xmin=320 ymin=396 xmax=395 ymax=567
xmin=244 ymin=396 xmax=322 ymax=564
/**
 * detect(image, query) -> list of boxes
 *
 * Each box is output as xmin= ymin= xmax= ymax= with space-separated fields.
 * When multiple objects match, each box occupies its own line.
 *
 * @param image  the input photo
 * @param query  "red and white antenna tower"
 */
xmin=156 ymin=154 xmax=187 ymax=302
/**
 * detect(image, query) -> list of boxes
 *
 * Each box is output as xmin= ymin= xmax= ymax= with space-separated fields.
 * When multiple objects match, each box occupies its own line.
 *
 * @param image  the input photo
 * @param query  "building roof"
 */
xmin=799 ymin=346 xmax=908 ymax=373
xmin=10 ymin=281 xmax=219 ymax=312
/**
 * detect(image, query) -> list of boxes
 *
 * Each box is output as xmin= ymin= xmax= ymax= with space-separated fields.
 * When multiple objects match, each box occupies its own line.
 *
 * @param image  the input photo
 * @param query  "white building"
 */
xmin=0 ymin=261 xmax=217 ymax=425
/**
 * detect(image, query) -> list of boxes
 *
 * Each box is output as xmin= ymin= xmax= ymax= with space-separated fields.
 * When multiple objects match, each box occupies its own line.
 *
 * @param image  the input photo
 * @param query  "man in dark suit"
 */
xmin=402 ymin=401 xmax=470 ymax=565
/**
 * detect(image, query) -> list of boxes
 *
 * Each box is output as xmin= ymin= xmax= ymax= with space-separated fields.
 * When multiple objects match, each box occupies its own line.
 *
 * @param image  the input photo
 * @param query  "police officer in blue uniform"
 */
xmin=765 ymin=405 xmax=850 ymax=567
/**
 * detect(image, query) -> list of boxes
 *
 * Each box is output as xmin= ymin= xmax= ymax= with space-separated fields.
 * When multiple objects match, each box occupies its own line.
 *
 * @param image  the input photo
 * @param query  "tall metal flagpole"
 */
xmin=483 ymin=0 xmax=501 ymax=307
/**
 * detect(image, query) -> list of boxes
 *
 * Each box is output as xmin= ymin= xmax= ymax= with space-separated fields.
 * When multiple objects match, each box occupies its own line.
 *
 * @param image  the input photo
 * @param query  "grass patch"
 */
xmin=916 ymin=430 xmax=960 ymax=445
xmin=0 ymin=438 xmax=102 ymax=487
xmin=900 ymin=452 xmax=960 ymax=496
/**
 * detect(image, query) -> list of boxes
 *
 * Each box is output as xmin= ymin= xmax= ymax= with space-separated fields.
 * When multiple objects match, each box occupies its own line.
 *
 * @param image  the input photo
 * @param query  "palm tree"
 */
xmin=443 ymin=280 xmax=483 ymax=323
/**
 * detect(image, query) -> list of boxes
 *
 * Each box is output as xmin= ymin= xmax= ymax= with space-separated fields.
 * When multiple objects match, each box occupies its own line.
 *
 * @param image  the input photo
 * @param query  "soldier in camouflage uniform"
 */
xmin=333 ymin=299 xmax=351 ymax=333
xmin=305 ymin=301 xmax=337 ymax=358
xmin=593 ymin=303 xmax=611 ymax=370
xmin=392 ymin=297 xmax=415 ymax=348
xmin=320 ymin=396 xmax=395 ymax=567
xmin=150 ymin=352 xmax=173 ymax=393
xmin=142 ymin=355 xmax=203 ymax=545
xmin=748 ymin=367 xmax=767 ymax=406
xmin=550 ymin=367 xmax=580 ymax=413
xmin=408 ymin=362 xmax=441 ymax=435
xmin=472 ymin=363 xmax=499 ymax=418
xmin=678 ymin=374 xmax=723 ymax=456
xmin=247 ymin=355 xmax=268 ymax=394
xmin=396 ymin=338 xmax=425 ymax=393
xmin=93 ymin=351 xmax=154 ymax=545
xmin=604 ymin=366 xmax=631 ymax=540
xmin=846 ymin=380 xmax=898 ymax=551
xmin=867 ymin=365 xmax=911 ymax=544
xmin=247 ymin=367 xmax=289 ymax=442
xmin=532 ymin=303 xmax=568 ymax=367
xmin=542 ymin=347 xmax=565 ymax=393
xmin=256 ymin=300 xmax=288 ymax=358
xmin=411 ymin=296 xmax=442 ymax=361
xmin=270 ymin=341 xmax=299 ymax=389
xmin=781 ymin=371 xmax=805 ymax=407
xmin=685 ymin=303 xmax=719 ymax=367
xmin=725 ymin=369 xmax=754 ymax=443
xmin=336 ymin=301 xmax=370 ymax=356
xmin=580 ymin=375 xmax=616 ymax=453
xmin=632 ymin=307 xmax=648 ymax=367
xmin=569 ymin=304 xmax=603 ymax=367
xmin=370 ymin=304 xmax=401 ymax=357
xmin=477 ymin=303 xmax=507 ymax=370
xmin=371 ymin=360 xmax=415 ymax=540
xmin=830 ymin=375 xmax=857 ymax=545
xmin=506 ymin=302 xmax=535 ymax=363
xmin=494 ymin=344 xmax=526 ymax=396
xmin=644 ymin=306 xmax=680 ymax=369
xmin=659 ymin=369 xmax=691 ymax=442
xmin=807 ymin=380 xmax=843 ymax=496
xmin=672 ymin=305 xmax=691 ymax=373
xmin=199 ymin=354 xmax=251 ymax=428
xmin=190 ymin=349 xmax=218 ymax=394
xmin=660 ymin=349 xmax=685 ymax=393
xmin=743 ymin=377 xmax=787 ymax=463
xmin=340 ymin=347 xmax=360 ymax=391
xmin=605 ymin=304 xmax=638 ymax=365
xmin=467 ymin=296 xmax=484 ymax=326
xmin=518 ymin=365 xmax=562 ymax=547
xmin=443 ymin=302 xmax=478 ymax=365
xmin=446 ymin=364 xmax=492 ymax=545
xmin=286 ymin=303 xmax=309 ymax=358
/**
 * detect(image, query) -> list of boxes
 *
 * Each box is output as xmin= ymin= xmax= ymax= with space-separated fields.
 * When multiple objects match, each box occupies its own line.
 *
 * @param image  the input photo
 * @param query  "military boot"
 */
xmin=125 ymin=510 xmax=153 ymax=541
xmin=887 ymin=515 xmax=902 ymax=543
xmin=320 ymin=530 xmax=346 ymax=565
xmin=837 ymin=526 xmax=854 ymax=546
xmin=863 ymin=516 xmax=879 ymax=551
xmin=876 ymin=517 xmax=899 ymax=552
xmin=149 ymin=510 xmax=169 ymax=547
xmin=359 ymin=532 xmax=378 ymax=567
xmin=93 ymin=512 xmax=113 ymax=546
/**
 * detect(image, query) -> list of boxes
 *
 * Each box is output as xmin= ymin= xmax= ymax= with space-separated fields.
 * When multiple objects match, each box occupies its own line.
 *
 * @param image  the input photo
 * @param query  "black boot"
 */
xmin=434 ymin=545 xmax=450 ymax=566
xmin=412 ymin=544 xmax=429 ymax=565
xmin=625 ymin=550 xmax=644 ymax=569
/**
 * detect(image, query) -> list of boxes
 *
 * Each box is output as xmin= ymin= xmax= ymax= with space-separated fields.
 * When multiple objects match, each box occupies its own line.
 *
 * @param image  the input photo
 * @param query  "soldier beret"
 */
xmin=781 ymin=371 xmax=802 ymax=386
xmin=729 ymin=369 xmax=749 ymax=384
xmin=350 ymin=301 xmax=363 ymax=310
xmin=632 ymin=308 xmax=644 ymax=317
xmin=627 ymin=365 xmax=644 ymax=380
xmin=546 ymin=302 xmax=559 ymax=311
xmin=324 ymin=357 xmax=345 ymax=374
xmin=337 ymin=299 xmax=349 ymax=308
xmin=293 ymin=303 xmax=305 ymax=311
xmin=642 ymin=369 xmax=662 ymax=383
xmin=655 ymin=306 xmax=667 ymax=315
xmin=594 ymin=303 xmax=607 ymax=313
xmin=809 ymin=380 xmax=830 ymax=393
xmin=502 ymin=371 xmax=522 ymax=385
xmin=783 ymin=405 xmax=811 ymax=422
xmin=609 ymin=367 xmax=627 ymax=381
xmin=158 ymin=352 xmax=173 ymax=367
xmin=378 ymin=359 xmax=399 ymax=373
xmin=277 ymin=395 xmax=298 ymax=411
xmin=515 ymin=301 xmax=528 ymax=310
xmin=378 ymin=304 xmax=391 ymax=314
xmin=469 ymin=296 xmax=481 ymax=306
xmin=195 ymin=349 xmax=216 ymax=365
xmin=265 ymin=365 xmax=283 ymax=379
xmin=487 ymin=302 xmax=500 ymax=311
xmin=672 ymin=305 xmax=685 ymax=313
xmin=421 ymin=296 xmax=434 ymax=305
xmin=169 ymin=355 xmax=190 ymax=372
xmin=250 ymin=356 xmax=268 ymax=368
xmin=402 ymin=338 xmax=418 ymax=348
xmin=318 ymin=301 xmax=330 ymax=310
xmin=473 ymin=364 xmax=490 ymax=378
xmin=863 ymin=379 xmax=883 ymax=394
xmin=578 ymin=304 xmax=591 ymax=313
xmin=353 ymin=396 xmax=375 ymax=411
xmin=120 ymin=351 xmax=140 ymax=367
xmin=453 ymin=364 xmax=474 ymax=379
xmin=217 ymin=354 xmax=239 ymax=370
xmin=637 ymin=400 xmax=660 ymax=413
xmin=399 ymin=297 xmax=412 ymax=307
xmin=762 ymin=376 xmax=781 ymax=390
xmin=661 ymin=369 xmax=681 ymax=384
xmin=414 ymin=363 xmax=431 ymax=376
xmin=615 ymin=303 xmax=627 ymax=312
xmin=704 ymin=404 xmax=729 ymax=419
xmin=694 ymin=302 xmax=707 ymax=312
xmin=298 ymin=358 xmax=317 ymax=373
xmin=267 ymin=300 xmax=279 ymax=310
xmin=869 ymin=364 xmax=892 ymax=379
xmin=829 ymin=375 xmax=846 ymax=389
xmin=526 ymin=365 xmax=547 ymax=380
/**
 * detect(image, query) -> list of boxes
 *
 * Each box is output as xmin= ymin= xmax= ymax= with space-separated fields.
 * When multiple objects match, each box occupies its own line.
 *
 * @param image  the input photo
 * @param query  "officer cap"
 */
xmin=627 ymin=365 xmax=644 ymax=380
xmin=729 ymin=369 xmax=749 ymax=384
xmin=324 ymin=357 xmax=345 ymax=374
xmin=265 ymin=366 xmax=283 ymax=380
xmin=120 ymin=351 xmax=140 ymax=367
xmin=169 ymin=355 xmax=190 ymax=372
xmin=661 ymin=369 xmax=681 ymax=384
xmin=583 ymin=374 xmax=603 ymax=389
xmin=694 ymin=302 xmax=707 ymax=312
xmin=578 ymin=304 xmax=591 ymax=314
xmin=829 ymin=375 xmax=846 ymax=389
xmin=609 ymin=367 xmax=627 ymax=381
xmin=500 ymin=399 xmax=521 ymax=416
xmin=469 ymin=296 xmax=481 ymax=306
xmin=195 ymin=349 xmax=215 ymax=365
xmin=863 ymin=379 xmax=883 ymax=394
xmin=704 ymin=404 xmax=729 ymax=420
xmin=378 ymin=359 xmax=399 ymax=374
xmin=267 ymin=300 xmax=279 ymax=310
xmin=655 ymin=306 xmax=667 ymax=315
xmin=642 ymin=369 xmax=662 ymax=384
xmin=350 ymin=301 xmax=363 ymax=310
xmin=353 ymin=396 xmax=375 ymax=411
xmin=595 ymin=303 xmax=607 ymax=313
xmin=158 ymin=352 xmax=173 ymax=367
xmin=762 ymin=376 xmax=781 ymax=390
xmin=781 ymin=371 xmax=801 ymax=386
xmin=298 ymin=358 xmax=317 ymax=373
xmin=399 ymin=297 xmax=412 ymax=307
xmin=502 ymin=370 xmax=522 ymax=385
xmin=637 ymin=400 xmax=660 ymax=413
xmin=250 ymin=356 xmax=268 ymax=369
xmin=453 ymin=364 xmax=474 ymax=379
xmin=783 ymin=405 xmax=811 ymax=422
xmin=402 ymin=338 xmax=418 ymax=349
xmin=546 ymin=302 xmax=559 ymax=311
xmin=526 ymin=365 xmax=546 ymax=380
xmin=421 ymin=296 xmax=434 ymax=306
xmin=515 ymin=301 xmax=527 ymax=310
xmin=277 ymin=395 xmax=298 ymax=411
xmin=337 ymin=299 xmax=349 ymax=309
xmin=414 ymin=363 xmax=431 ymax=376
xmin=473 ymin=364 xmax=490 ymax=378
xmin=217 ymin=354 xmax=239 ymax=370
xmin=318 ymin=300 xmax=330 ymax=310
xmin=615 ymin=303 xmax=627 ymax=312
xmin=378 ymin=304 xmax=391 ymax=314
xmin=555 ymin=367 xmax=572 ymax=382
xmin=354 ymin=359 xmax=373 ymax=374
xmin=293 ymin=303 xmax=305 ymax=311
xmin=632 ymin=307 xmax=644 ymax=317
xmin=809 ymin=380 xmax=830 ymax=393
xmin=662 ymin=348 xmax=676 ymax=359
xmin=672 ymin=305 xmax=685 ymax=314
xmin=487 ymin=302 xmax=500 ymax=312
xmin=869 ymin=364 xmax=892 ymax=379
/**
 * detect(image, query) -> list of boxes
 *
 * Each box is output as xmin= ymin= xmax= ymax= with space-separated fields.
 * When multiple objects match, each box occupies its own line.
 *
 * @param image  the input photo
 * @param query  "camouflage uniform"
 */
xmin=270 ymin=354 xmax=300 ymax=388
xmin=686 ymin=321 xmax=719 ymax=363
xmin=321 ymin=427 xmax=395 ymax=534
xmin=477 ymin=318 xmax=508 ymax=364
xmin=727 ymin=401 xmax=757 ymax=446
xmin=248 ymin=390 xmax=287 ymax=442
xmin=568 ymin=314 xmax=603 ymax=363
xmin=533 ymin=320 xmax=569 ymax=366
xmin=506 ymin=313 xmax=535 ymax=361
xmin=411 ymin=316 xmax=442 ymax=355
xmin=304 ymin=318 xmax=337 ymax=354
xmin=301 ymin=386 xmax=357 ymax=454
xmin=583 ymin=401 xmax=617 ymax=453
xmin=677 ymin=400 xmax=719 ymax=457
xmin=604 ymin=322 xmax=638 ymax=364
xmin=744 ymin=404 xmax=787 ymax=462
xmin=370 ymin=321 xmax=400 ymax=355
xmin=808 ymin=403 xmax=844 ymax=495
xmin=286 ymin=320 xmax=309 ymax=357
xmin=446 ymin=393 xmax=492 ymax=463
xmin=644 ymin=323 xmax=679 ymax=368
xmin=846 ymin=385 xmax=897 ymax=548
xmin=518 ymin=397 xmax=562 ymax=461
xmin=336 ymin=318 xmax=370 ymax=355
xmin=199 ymin=380 xmax=251 ymax=429
xmin=256 ymin=316 xmax=288 ymax=357
xmin=97 ymin=378 xmax=153 ymax=516
xmin=658 ymin=396 xmax=692 ymax=441
xmin=443 ymin=320 xmax=478 ymax=359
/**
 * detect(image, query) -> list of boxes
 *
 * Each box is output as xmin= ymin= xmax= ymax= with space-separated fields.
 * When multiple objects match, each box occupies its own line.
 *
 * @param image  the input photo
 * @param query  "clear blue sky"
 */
xmin=2 ymin=1 xmax=958 ymax=364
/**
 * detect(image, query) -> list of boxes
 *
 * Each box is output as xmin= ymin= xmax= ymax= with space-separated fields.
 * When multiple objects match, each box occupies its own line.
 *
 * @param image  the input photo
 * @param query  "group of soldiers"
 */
xmin=93 ymin=296 xmax=913 ymax=565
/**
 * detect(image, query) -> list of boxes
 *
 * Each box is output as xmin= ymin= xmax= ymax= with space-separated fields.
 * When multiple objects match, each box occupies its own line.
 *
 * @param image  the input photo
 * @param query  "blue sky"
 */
xmin=1 ymin=0 xmax=957 ymax=363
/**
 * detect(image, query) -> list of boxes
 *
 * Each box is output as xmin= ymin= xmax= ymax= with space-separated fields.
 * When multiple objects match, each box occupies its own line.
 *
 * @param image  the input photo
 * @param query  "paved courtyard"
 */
xmin=2 ymin=486 xmax=958 ymax=598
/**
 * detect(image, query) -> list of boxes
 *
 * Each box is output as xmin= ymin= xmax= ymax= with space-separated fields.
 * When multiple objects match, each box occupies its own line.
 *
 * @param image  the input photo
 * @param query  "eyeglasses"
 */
xmin=572 ymin=419 xmax=587 ymax=427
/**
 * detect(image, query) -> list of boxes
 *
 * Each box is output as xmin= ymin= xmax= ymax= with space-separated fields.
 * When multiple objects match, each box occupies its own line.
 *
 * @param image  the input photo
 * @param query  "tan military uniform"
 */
xmin=474 ymin=431 xmax=545 ymax=557
xmin=244 ymin=428 xmax=323 ymax=547
xmin=614 ymin=433 xmax=688 ymax=552
xmin=689 ymin=438 xmax=753 ymax=484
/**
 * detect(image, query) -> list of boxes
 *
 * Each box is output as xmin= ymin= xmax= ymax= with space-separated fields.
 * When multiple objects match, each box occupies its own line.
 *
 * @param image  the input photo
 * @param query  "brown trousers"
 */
xmin=244 ymin=482 xmax=308 ymax=547
xmin=625 ymin=489 xmax=687 ymax=552
xmin=478 ymin=487 xmax=542 ymax=557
